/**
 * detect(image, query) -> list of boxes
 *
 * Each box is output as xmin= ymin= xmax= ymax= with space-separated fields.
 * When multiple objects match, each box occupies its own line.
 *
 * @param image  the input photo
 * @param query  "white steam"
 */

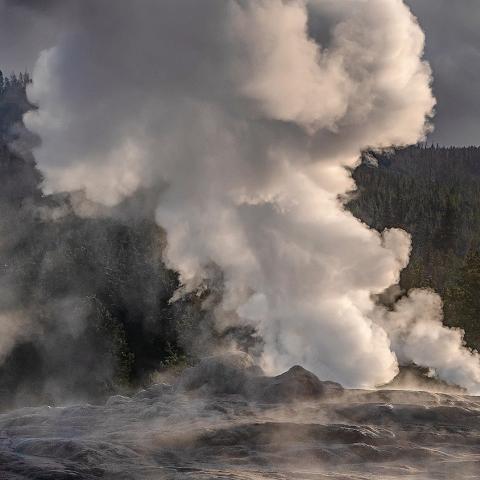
xmin=20 ymin=0 xmax=480 ymax=391
xmin=375 ymin=289 xmax=480 ymax=393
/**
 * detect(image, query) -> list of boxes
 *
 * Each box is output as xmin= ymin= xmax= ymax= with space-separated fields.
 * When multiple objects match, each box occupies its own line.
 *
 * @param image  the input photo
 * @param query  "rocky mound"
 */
xmin=179 ymin=353 xmax=343 ymax=402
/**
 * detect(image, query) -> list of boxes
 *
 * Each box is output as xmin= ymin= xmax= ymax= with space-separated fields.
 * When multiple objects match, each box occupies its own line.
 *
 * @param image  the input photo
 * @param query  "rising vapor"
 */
xmin=6 ymin=0 xmax=480 ymax=391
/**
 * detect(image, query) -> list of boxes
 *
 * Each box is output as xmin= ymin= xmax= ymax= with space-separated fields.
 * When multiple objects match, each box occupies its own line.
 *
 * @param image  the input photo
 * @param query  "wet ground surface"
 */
xmin=1 ymin=359 xmax=479 ymax=479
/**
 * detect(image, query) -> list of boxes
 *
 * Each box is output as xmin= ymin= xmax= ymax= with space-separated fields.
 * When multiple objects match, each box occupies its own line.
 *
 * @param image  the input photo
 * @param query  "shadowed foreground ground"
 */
xmin=1 ymin=355 xmax=479 ymax=479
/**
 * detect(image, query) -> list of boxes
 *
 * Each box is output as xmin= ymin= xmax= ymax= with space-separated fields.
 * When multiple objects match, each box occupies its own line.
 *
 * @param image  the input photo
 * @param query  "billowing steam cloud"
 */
xmin=375 ymin=289 xmax=480 ymax=393
xmin=7 ymin=0 xmax=480 ymax=391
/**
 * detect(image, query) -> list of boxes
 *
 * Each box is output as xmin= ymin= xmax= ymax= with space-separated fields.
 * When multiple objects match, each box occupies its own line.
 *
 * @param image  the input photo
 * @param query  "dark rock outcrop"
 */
xmin=254 ymin=365 xmax=344 ymax=403
xmin=180 ymin=354 xmax=343 ymax=403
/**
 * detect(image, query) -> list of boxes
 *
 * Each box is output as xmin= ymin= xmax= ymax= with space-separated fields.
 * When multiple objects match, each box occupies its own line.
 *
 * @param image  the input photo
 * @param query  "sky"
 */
xmin=406 ymin=0 xmax=480 ymax=146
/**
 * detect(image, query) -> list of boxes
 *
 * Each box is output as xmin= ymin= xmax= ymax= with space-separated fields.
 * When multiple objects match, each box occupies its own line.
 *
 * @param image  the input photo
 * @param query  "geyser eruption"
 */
xmin=18 ymin=0 xmax=480 ymax=391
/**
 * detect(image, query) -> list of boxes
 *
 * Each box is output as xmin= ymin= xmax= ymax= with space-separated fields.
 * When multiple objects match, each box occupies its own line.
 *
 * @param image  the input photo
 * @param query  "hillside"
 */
xmin=0 ymin=71 xmax=478 ymax=408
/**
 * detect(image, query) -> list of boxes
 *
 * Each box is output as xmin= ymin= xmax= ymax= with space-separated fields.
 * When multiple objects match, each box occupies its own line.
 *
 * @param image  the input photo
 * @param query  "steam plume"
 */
xmin=10 ymin=0 xmax=480 ymax=391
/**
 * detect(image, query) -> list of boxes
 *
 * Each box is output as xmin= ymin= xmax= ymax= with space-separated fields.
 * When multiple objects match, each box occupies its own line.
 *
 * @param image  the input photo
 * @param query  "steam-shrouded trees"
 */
xmin=0 ymin=73 xmax=228 ymax=410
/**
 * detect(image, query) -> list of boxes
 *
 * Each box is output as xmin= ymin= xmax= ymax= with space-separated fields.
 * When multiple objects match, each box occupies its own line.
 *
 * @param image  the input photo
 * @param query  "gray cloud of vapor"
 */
xmin=3 ymin=0 xmax=480 ymax=392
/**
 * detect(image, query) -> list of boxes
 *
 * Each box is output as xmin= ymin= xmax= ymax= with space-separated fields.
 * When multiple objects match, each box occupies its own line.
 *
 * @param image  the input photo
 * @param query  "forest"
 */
xmin=0 ymin=71 xmax=479 ymax=409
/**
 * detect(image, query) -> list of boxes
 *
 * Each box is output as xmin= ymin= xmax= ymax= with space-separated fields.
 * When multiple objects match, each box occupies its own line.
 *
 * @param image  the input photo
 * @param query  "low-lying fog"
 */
xmin=1 ymin=353 xmax=479 ymax=479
